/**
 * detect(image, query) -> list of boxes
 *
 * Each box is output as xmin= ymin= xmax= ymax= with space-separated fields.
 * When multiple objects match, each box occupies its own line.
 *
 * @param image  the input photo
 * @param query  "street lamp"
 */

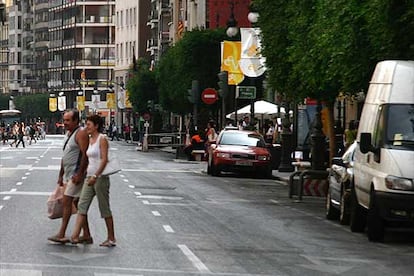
xmin=226 ymin=2 xmax=238 ymax=38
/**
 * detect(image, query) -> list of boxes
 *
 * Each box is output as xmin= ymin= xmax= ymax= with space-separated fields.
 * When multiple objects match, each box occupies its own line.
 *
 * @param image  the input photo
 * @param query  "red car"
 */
xmin=207 ymin=129 xmax=272 ymax=178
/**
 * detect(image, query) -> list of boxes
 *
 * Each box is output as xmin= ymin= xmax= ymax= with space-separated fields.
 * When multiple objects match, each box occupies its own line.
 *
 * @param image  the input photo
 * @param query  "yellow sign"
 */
xmin=76 ymin=95 xmax=85 ymax=111
xmin=106 ymin=92 xmax=116 ymax=109
xmin=125 ymin=90 xmax=132 ymax=108
xmin=221 ymin=41 xmax=245 ymax=85
xmin=49 ymin=97 xmax=57 ymax=112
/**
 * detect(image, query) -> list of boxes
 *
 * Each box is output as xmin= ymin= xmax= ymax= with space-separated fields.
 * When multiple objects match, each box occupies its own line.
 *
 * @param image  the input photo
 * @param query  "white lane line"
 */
xmin=142 ymin=200 xmax=150 ymax=205
xmin=16 ymin=182 xmax=22 ymax=186
xmin=136 ymin=195 xmax=183 ymax=200
xmin=0 ymin=205 xmax=3 ymax=211
xmin=22 ymin=177 xmax=27 ymax=180
xmin=0 ymin=191 xmax=50 ymax=196
xmin=51 ymin=157 xmax=61 ymax=160
xmin=144 ymin=202 xmax=193 ymax=206
xmin=134 ymin=192 xmax=142 ymax=196
xmin=270 ymin=199 xmax=280 ymax=204
xmin=128 ymin=185 xmax=135 ymax=189
xmin=10 ymin=188 xmax=17 ymax=192
xmin=152 ymin=211 xmax=161 ymax=217
xmin=3 ymin=196 xmax=11 ymax=201
xmin=123 ymin=179 xmax=129 ymax=182
xmin=0 ymin=269 xmax=42 ymax=276
xmin=25 ymin=172 xmax=30 ymax=175
xmin=95 ymin=273 xmax=143 ymax=276
xmin=120 ymin=174 xmax=125 ymax=178
xmin=178 ymin=244 xmax=211 ymax=273
xmin=163 ymin=225 xmax=175 ymax=233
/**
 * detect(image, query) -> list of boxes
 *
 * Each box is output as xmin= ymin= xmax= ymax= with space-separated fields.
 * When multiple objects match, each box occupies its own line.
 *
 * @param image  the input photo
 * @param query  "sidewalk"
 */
xmin=158 ymin=146 xmax=291 ymax=183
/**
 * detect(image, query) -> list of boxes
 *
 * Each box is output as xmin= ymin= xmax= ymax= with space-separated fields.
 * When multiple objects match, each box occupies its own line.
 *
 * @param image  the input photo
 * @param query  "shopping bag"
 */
xmin=47 ymin=185 xmax=64 ymax=219
xmin=47 ymin=185 xmax=77 ymax=219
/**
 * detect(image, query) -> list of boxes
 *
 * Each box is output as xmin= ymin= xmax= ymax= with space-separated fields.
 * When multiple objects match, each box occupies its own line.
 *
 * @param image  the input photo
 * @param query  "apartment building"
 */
xmin=48 ymin=0 xmax=115 ymax=111
xmin=0 ymin=0 xmax=8 ymax=94
xmin=6 ymin=0 xmax=35 ymax=95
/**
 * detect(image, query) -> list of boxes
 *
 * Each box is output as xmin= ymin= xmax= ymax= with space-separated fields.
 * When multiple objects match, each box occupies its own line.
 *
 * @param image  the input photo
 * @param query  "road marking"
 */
xmin=51 ymin=157 xmax=61 ymax=160
xmin=120 ymin=174 xmax=125 ymax=178
xmin=144 ymin=202 xmax=193 ymax=206
xmin=25 ymin=172 xmax=30 ymax=175
xmin=0 ymin=269 xmax=42 ymax=276
xmin=136 ymin=195 xmax=183 ymax=200
xmin=152 ymin=211 xmax=161 ymax=216
xmin=123 ymin=179 xmax=129 ymax=182
xmin=0 ymin=191 xmax=50 ymax=196
xmin=163 ymin=225 xmax=175 ymax=233
xmin=26 ymin=157 xmax=40 ymax=160
xmin=0 ymin=205 xmax=3 ymax=211
xmin=95 ymin=273 xmax=143 ymax=276
xmin=121 ymin=168 xmax=191 ymax=173
xmin=270 ymin=199 xmax=280 ymax=204
xmin=178 ymin=244 xmax=211 ymax=273
xmin=128 ymin=185 xmax=135 ymax=189
xmin=48 ymin=252 xmax=106 ymax=262
xmin=134 ymin=192 xmax=142 ymax=196
xmin=3 ymin=196 xmax=11 ymax=201
xmin=10 ymin=188 xmax=17 ymax=192
xmin=22 ymin=177 xmax=27 ymax=180
xmin=16 ymin=182 xmax=22 ymax=186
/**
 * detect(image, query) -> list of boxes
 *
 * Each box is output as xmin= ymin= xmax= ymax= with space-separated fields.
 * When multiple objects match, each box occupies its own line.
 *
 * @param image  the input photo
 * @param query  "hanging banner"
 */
xmin=49 ymin=97 xmax=57 ymax=112
xmin=221 ymin=41 xmax=244 ymax=85
xmin=240 ymin=28 xmax=263 ymax=59
xmin=117 ymin=89 xmax=126 ymax=109
xmin=125 ymin=90 xmax=133 ymax=109
xmin=239 ymin=57 xmax=267 ymax=77
xmin=76 ymin=95 xmax=85 ymax=111
xmin=57 ymin=96 xmax=66 ymax=111
xmin=106 ymin=92 xmax=115 ymax=109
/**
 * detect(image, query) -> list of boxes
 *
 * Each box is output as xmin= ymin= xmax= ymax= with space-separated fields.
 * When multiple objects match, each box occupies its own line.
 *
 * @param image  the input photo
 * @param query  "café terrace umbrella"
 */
xmin=226 ymin=100 xmax=285 ymax=120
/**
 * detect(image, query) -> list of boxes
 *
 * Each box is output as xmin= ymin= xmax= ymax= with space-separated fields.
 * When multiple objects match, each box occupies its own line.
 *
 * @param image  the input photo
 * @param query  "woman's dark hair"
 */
xmin=87 ymin=114 xmax=103 ymax=132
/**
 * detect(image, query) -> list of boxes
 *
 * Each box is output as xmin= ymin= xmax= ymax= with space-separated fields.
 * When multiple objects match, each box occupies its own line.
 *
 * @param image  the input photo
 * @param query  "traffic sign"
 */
xmin=201 ymin=88 xmax=218 ymax=105
xmin=236 ymin=86 xmax=256 ymax=99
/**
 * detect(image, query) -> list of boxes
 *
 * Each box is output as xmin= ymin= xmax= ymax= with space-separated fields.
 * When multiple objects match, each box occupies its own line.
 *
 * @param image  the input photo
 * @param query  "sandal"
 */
xmin=79 ymin=236 xmax=93 ymax=244
xmin=99 ymin=239 xmax=116 ymax=247
xmin=48 ymin=235 xmax=69 ymax=244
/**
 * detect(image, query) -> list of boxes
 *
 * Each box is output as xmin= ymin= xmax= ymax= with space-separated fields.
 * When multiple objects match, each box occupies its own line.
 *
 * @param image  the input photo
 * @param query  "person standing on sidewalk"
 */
xmin=48 ymin=109 xmax=92 ymax=244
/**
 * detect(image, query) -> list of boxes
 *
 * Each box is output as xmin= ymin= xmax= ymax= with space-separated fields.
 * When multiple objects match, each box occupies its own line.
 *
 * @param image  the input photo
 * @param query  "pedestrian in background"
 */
xmin=71 ymin=114 xmax=116 ymax=247
xmin=15 ymin=122 xmax=25 ymax=148
xmin=48 ymin=109 xmax=91 ymax=244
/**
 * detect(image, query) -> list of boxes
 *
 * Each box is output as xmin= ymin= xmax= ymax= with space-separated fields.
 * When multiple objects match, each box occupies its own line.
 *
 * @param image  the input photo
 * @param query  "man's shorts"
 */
xmin=63 ymin=178 xmax=83 ymax=198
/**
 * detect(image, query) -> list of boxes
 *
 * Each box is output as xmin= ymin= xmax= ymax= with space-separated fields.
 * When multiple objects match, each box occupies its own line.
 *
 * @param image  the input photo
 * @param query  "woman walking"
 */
xmin=71 ymin=114 xmax=116 ymax=247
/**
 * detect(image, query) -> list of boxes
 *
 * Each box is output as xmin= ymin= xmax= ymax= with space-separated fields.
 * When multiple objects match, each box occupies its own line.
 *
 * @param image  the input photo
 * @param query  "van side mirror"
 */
xmin=360 ymin=132 xmax=373 ymax=154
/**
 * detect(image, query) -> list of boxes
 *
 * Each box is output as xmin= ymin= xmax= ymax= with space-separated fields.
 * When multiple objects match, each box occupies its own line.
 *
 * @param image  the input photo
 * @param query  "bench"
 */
xmin=191 ymin=150 xmax=205 ymax=161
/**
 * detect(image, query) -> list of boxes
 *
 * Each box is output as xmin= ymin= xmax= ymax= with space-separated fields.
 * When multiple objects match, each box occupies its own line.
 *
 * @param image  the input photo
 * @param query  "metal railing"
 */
xmin=145 ymin=132 xmax=186 ymax=149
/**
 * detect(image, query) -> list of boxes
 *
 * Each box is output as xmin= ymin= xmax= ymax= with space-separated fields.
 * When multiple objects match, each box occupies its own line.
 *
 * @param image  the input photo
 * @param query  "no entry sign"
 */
xmin=201 ymin=88 xmax=218 ymax=105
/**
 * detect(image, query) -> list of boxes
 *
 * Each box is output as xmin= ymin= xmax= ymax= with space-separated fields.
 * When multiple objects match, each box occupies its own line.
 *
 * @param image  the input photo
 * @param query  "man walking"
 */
xmin=48 ymin=109 xmax=92 ymax=244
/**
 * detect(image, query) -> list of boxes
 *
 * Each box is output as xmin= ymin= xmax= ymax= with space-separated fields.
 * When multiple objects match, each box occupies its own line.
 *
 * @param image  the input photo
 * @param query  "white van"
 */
xmin=351 ymin=60 xmax=414 ymax=242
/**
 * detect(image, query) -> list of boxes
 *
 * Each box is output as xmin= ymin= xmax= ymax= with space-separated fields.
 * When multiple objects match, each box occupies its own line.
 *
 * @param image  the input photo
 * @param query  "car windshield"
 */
xmin=386 ymin=104 xmax=414 ymax=146
xmin=220 ymin=132 xmax=266 ymax=147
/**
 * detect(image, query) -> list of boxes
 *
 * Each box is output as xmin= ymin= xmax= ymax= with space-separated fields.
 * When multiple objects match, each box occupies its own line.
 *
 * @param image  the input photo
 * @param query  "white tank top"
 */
xmin=86 ymin=134 xmax=104 ymax=176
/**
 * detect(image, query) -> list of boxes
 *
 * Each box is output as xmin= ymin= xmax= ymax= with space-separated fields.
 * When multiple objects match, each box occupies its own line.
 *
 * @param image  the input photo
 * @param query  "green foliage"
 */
xmin=0 ymin=94 xmax=9 ymax=110
xmin=157 ymin=28 xmax=227 ymax=114
xmin=253 ymin=0 xmax=414 ymax=102
xmin=126 ymin=58 xmax=158 ymax=113
xmin=14 ymin=93 xmax=52 ymax=121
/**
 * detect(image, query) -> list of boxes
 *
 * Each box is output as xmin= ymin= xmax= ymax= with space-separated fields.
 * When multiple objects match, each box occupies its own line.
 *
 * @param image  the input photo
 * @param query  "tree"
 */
xmin=157 ymin=28 xmax=227 ymax=115
xmin=126 ymin=58 xmax=158 ymax=113
xmin=253 ymin=0 xmax=414 ymax=162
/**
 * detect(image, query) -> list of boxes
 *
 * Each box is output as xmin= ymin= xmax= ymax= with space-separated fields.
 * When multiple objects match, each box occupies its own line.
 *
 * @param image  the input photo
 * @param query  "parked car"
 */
xmin=207 ymin=129 xmax=272 ymax=178
xmin=326 ymin=141 xmax=357 ymax=225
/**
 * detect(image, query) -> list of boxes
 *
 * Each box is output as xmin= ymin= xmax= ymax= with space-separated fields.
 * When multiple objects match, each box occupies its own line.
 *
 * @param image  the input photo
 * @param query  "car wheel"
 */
xmin=367 ymin=189 xmax=385 ymax=242
xmin=339 ymin=184 xmax=350 ymax=225
xmin=349 ymin=187 xmax=366 ymax=232
xmin=326 ymin=186 xmax=340 ymax=220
